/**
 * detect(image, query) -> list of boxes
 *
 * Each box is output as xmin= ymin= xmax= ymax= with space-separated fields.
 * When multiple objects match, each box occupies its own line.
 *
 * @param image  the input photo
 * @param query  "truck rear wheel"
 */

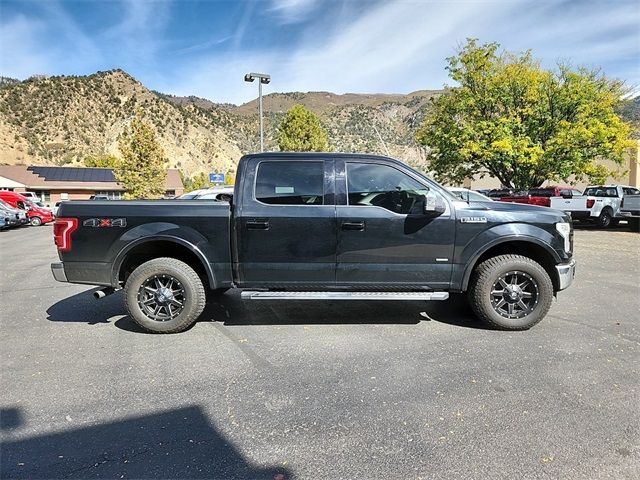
xmin=124 ymin=257 xmax=206 ymax=333
xmin=468 ymin=254 xmax=553 ymax=330
xmin=596 ymin=208 xmax=613 ymax=228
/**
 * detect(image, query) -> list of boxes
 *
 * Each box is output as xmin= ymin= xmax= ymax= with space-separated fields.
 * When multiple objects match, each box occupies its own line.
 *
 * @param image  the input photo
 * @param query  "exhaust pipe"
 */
xmin=93 ymin=287 xmax=116 ymax=299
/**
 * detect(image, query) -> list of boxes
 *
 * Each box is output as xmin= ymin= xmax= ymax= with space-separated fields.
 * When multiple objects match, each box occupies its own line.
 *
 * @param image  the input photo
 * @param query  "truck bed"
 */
xmin=57 ymin=200 xmax=232 ymax=286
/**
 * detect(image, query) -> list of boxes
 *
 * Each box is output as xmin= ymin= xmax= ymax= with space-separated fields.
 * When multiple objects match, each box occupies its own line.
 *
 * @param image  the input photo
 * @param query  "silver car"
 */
xmin=0 ymin=199 xmax=28 ymax=227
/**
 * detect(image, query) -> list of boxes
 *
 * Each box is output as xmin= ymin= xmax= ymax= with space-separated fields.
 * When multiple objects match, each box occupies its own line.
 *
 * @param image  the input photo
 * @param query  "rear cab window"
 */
xmin=583 ymin=187 xmax=619 ymax=197
xmin=255 ymin=161 xmax=324 ymax=205
xmin=528 ymin=188 xmax=555 ymax=197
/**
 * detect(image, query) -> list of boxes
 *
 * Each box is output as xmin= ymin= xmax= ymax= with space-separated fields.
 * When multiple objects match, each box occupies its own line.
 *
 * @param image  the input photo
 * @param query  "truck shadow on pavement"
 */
xmin=47 ymin=287 xmax=489 ymax=331
xmin=46 ymin=287 xmax=125 ymax=325
xmin=0 ymin=405 xmax=291 ymax=480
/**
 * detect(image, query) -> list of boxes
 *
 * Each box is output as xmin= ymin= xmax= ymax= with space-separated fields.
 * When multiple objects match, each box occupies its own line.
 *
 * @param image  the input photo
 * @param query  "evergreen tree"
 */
xmin=277 ymin=104 xmax=330 ymax=152
xmin=115 ymin=111 xmax=167 ymax=199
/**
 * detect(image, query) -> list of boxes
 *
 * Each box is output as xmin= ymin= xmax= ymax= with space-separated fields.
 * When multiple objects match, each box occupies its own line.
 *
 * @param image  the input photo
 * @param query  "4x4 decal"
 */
xmin=83 ymin=218 xmax=127 ymax=227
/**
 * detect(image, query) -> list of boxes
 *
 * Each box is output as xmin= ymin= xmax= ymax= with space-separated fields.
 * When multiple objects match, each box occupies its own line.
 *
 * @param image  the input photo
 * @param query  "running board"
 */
xmin=240 ymin=291 xmax=449 ymax=301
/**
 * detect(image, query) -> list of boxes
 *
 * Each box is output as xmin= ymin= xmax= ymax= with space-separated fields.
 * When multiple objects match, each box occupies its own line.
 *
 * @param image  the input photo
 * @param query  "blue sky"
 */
xmin=1 ymin=0 xmax=638 ymax=104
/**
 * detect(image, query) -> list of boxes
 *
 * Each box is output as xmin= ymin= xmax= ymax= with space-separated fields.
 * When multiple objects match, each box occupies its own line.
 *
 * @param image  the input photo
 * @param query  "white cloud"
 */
xmin=269 ymin=0 xmax=319 ymax=23
xmin=189 ymin=0 xmax=636 ymax=103
xmin=2 ymin=0 xmax=638 ymax=102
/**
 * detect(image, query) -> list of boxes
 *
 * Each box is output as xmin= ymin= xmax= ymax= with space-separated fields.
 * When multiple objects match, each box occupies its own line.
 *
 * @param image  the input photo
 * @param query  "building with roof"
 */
xmin=0 ymin=166 xmax=183 ymax=206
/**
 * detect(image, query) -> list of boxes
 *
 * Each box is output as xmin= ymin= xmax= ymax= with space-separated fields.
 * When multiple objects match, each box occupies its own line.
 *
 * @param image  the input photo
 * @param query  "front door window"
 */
xmin=346 ymin=163 xmax=428 ymax=214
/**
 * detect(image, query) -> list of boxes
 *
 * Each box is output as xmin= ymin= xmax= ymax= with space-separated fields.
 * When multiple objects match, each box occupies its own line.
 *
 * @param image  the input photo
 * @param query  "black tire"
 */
xmin=30 ymin=216 xmax=42 ymax=226
xmin=595 ymin=208 xmax=613 ymax=229
xmin=124 ymin=257 xmax=206 ymax=333
xmin=468 ymin=254 xmax=554 ymax=330
xmin=628 ymin=218 xmax=640 ymax=232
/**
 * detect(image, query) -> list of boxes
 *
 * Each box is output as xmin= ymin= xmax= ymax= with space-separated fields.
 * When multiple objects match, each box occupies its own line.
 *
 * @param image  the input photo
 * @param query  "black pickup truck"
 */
xmin=51 ymin=153 xmax=576 ymax=333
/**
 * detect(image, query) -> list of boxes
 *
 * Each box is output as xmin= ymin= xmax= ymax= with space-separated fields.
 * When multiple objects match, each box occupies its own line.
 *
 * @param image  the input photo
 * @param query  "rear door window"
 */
xmin=255 ymin=161 xmax=324 ymax=205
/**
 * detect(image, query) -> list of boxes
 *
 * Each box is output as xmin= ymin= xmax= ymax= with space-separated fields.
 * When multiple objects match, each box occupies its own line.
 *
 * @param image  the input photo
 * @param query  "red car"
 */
xmin=500 ymin=186 xmax=583 ymax=207
xmin=0 ymin=191 xmax=54 ymax=226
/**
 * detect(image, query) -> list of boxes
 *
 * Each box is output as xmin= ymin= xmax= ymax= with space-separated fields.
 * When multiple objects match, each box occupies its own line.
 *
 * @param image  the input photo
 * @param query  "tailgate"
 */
xmin=550 ymin=196 xmax=588 ymax=212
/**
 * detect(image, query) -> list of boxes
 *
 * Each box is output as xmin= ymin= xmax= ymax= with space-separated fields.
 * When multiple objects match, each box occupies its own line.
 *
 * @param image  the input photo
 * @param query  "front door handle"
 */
xmin=246 ymin=220 xmax=270 ymax=230
xmin=341 ymin=221 xmax=365 ymax=231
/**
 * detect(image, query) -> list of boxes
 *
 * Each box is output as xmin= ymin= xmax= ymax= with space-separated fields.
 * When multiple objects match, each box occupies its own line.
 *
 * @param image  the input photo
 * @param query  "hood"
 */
xmin=462 ymin=199 xmax=571 ymax=223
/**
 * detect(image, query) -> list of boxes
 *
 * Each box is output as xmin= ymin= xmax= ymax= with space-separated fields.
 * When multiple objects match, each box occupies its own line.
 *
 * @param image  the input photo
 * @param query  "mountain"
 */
xmin=1 ymin=69 xmax=637 ymax=176
xmin=0 ymin=70 xmax=241 ymax=175
xmin=0 ymin=70 xmax=437 ymax=174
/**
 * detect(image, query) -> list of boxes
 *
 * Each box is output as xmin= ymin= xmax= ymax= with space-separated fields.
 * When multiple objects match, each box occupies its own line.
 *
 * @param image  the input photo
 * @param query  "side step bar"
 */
xmin=240 ymin=291 xmax=449 ymax=301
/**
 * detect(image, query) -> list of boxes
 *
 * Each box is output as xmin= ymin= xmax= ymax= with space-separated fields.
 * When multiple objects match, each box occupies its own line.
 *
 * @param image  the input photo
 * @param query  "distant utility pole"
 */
xmin=244 ymin=72 xmax=271 ymax=152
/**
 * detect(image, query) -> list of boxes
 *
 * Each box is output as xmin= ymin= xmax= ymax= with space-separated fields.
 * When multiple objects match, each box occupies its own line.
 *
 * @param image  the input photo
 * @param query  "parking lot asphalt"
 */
xmin=1 ymin=224 xmax=639 ymax=479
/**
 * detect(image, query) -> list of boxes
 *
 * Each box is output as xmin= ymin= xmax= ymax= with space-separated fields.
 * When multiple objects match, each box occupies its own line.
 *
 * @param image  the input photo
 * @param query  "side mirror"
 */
xmin=424 ymin=192 xmax=446 ymax=215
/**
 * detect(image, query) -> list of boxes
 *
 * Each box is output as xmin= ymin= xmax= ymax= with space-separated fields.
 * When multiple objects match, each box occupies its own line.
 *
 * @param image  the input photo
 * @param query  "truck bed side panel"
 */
xmin=57 ymin=200 xmax=232 ymax=287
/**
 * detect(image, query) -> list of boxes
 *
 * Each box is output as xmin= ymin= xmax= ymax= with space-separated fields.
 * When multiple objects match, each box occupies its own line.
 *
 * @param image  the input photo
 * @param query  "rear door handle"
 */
xmin=341 ymin=221 xmax=365 ymax=231
xmin=246 ymin=220 xmax=270 ymax=230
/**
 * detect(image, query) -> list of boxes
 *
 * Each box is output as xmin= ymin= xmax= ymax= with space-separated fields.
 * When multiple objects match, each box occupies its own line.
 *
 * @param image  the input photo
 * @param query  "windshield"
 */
xmin=176 ymin=192 xmax=202 ymax=199
xmin=450 ymin=189 xmax=492 ymax=202
xmin=0 ymin=199 xmax=15 ymax=210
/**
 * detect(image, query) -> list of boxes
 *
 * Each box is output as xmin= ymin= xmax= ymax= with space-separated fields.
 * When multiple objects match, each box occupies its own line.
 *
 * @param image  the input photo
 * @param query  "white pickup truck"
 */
xmin=550 ymin=185 xmax=640 ymax=228
xmin=619 ymin=194 xmax=640 ymax=231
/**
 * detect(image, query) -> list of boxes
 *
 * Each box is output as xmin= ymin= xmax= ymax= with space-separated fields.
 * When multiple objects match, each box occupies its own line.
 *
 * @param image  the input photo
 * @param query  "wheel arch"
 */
xmin=111 ymin=236 xmax=217 ymax=289
xmin=461 ymin=237 xmax=562 ymax=292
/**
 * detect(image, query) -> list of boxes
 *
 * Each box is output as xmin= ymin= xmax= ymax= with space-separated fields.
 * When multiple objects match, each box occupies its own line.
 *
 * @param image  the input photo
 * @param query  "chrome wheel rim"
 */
xmin=137 ymin=275 xmax=186 ymax=322
xmin=490 ymin=271 xmax=538 ymax=319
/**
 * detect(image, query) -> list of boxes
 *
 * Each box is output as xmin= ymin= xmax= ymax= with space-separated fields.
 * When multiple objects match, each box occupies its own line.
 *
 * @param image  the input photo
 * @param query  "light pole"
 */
xmin=244 ymin=72 xmax=271 ymax=152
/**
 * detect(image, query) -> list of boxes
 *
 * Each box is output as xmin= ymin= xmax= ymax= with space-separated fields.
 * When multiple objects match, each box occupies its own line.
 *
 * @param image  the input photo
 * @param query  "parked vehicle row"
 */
xmin=470 ymin=184 xmax=639 ymax=230
xmin=0 ymin=191 xmax=54 ymax=227
xmin=499 ymin=186 xmax=583 ymax=207
xmin=549 ymin=185 xmax=640 ymax=229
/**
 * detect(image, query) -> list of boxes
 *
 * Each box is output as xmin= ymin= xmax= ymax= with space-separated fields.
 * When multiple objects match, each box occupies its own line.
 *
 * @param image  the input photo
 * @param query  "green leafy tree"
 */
xmin=115 ymin=111 xmax=167 ymax=199
xmin=84 ymin=154 xmax=120 ymax=169
xmin=415 ymin=39 xmax=632 ymax=190
xmin=277 ymin=104 xmax=330 ymax=152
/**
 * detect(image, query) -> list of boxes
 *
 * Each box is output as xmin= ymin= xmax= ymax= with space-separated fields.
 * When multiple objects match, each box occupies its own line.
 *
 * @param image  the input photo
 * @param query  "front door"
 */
xmin=336 ymin=160 xmax=455 ymax=289
xmin=235 ymin=158 xmax=336 ymax=288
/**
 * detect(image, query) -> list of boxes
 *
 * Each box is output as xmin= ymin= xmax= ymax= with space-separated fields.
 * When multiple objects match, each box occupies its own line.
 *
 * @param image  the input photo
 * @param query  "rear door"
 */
xmin=234 ymin=157 xmax=337 ymax=288
xmin=335 ymin=159 xmax=455 ymax=289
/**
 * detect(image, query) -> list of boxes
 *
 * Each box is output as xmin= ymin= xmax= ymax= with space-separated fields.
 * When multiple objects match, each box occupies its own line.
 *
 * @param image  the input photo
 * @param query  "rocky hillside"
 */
xmin=1 ymin=69 xmax=637 ymax=176
xmin=0 ymin=70 xmax=240 ymax=175
xmin=0 ymin=70 xmax=438 ymax=174
xmin=163 ymin=89 xmax=439 ymax=169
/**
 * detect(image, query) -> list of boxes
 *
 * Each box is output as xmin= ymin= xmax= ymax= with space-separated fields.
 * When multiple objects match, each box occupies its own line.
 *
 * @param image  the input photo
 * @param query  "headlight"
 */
xmin=555 ymin=222 xmax=571 ymax=252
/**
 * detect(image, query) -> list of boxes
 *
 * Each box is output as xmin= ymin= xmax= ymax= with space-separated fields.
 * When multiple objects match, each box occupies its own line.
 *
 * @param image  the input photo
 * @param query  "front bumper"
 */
xmin=555 ymin=259 xmax=576 ymax=291
xmin=51 ymin=262 xmax=68 ymax=282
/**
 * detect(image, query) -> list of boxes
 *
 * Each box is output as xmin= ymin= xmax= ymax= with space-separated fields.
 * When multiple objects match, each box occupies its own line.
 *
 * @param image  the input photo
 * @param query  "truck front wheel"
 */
xmin=468 ymin=254 xmax=554 ymax=330
xmin=124 ymin=257 xmax=206 ymax=333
